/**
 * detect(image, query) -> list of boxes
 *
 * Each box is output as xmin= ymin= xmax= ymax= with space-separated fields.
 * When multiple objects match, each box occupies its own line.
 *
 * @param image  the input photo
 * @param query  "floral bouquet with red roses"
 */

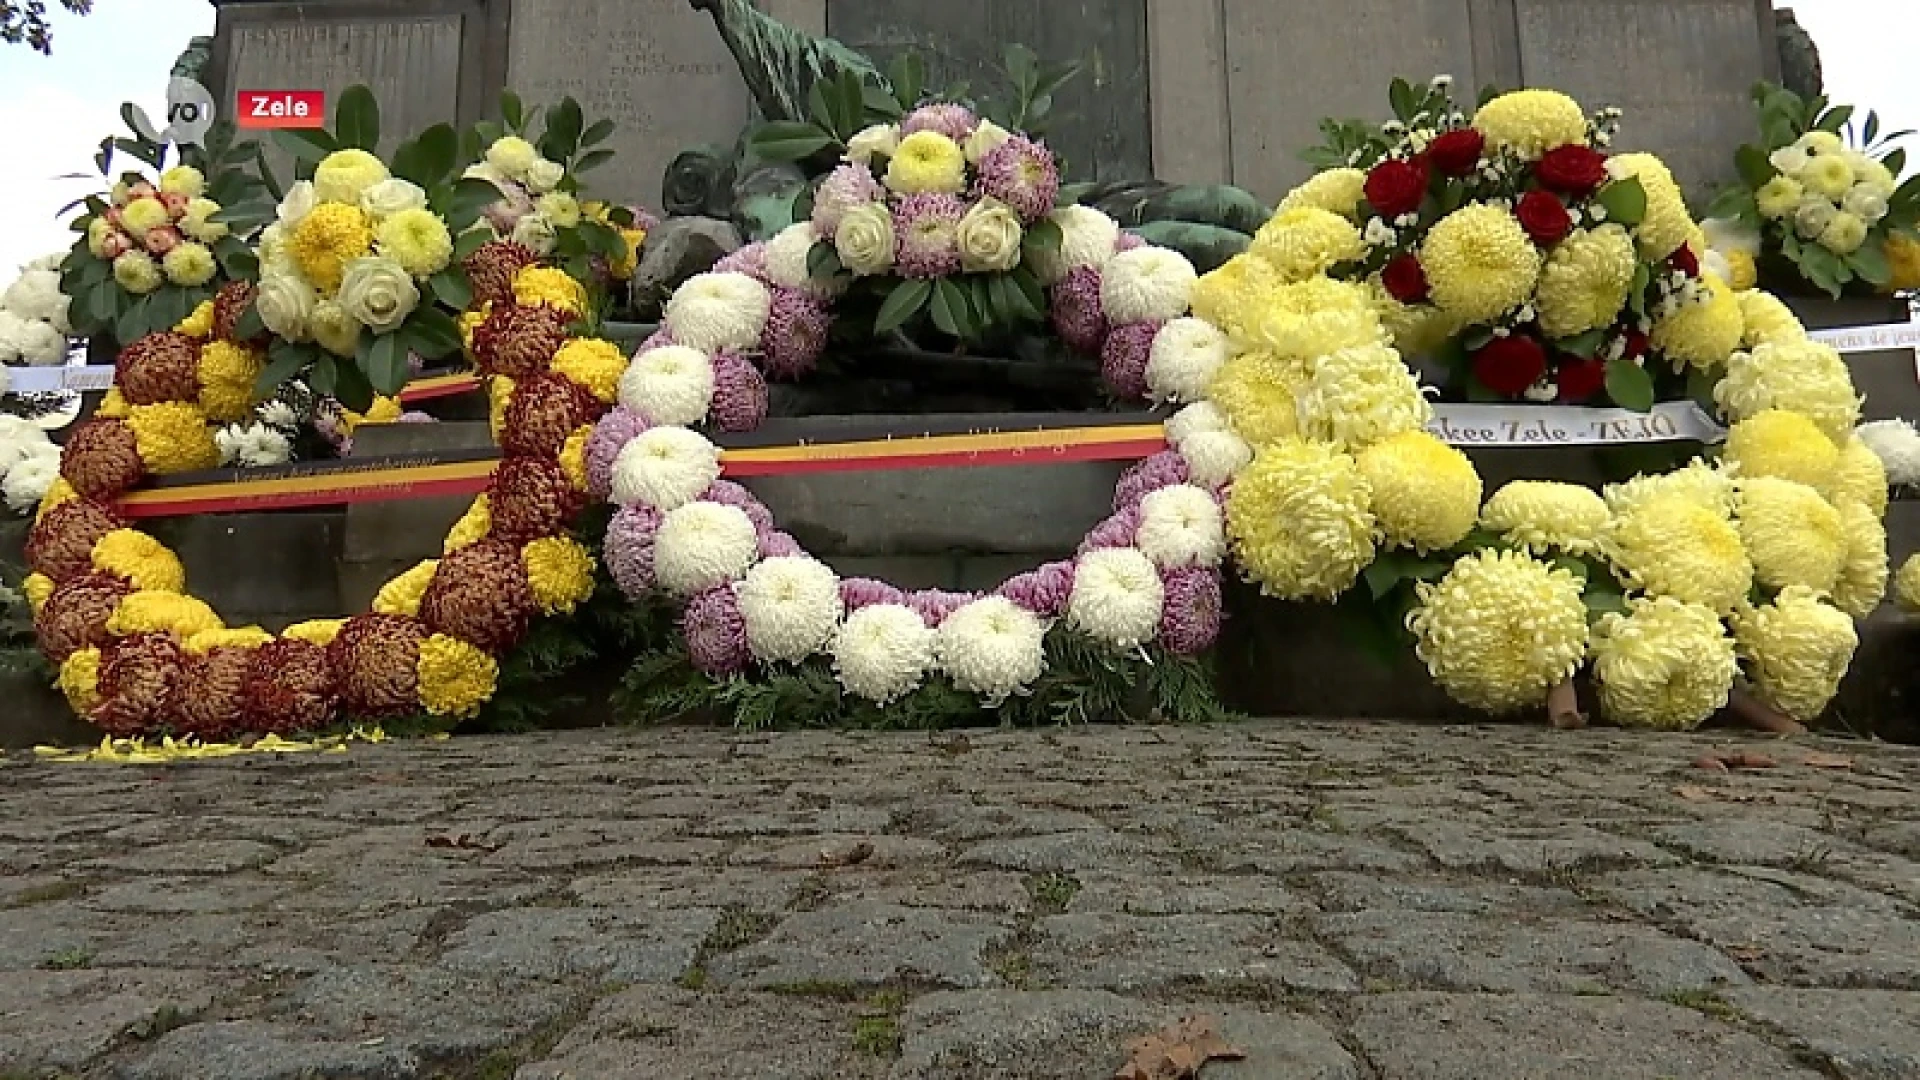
xmin=1267 ymin=77 xmax=1738 ymax=409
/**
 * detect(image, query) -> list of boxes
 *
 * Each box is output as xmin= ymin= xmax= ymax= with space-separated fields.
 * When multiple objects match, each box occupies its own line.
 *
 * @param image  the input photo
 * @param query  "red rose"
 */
xmin=1515 ymin=190 xmax=1573 ymax=246
xmin=1471 ymin=335 xmax=1548 ymax=397
xmin=1427 ymin=129 xmax=1485 ymax=177
xmin=1381 ymin=253 xmax=1430 ymax=303
xmin=1621 ymin=329 xmax=1649 ymax=361
xmin=1535 ymin=145 xmax=1609 ymax=196
xmin=1668 ymin=243 xmax=1700 ymax=277
xmin=1364 ymin=157 xmax=1429 ymax=219
xmin=1556 ymin=357 xmax=1607 ymax=403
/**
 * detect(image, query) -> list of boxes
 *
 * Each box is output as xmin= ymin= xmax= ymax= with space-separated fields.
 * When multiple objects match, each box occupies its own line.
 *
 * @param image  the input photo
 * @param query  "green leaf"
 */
xmin=861 ymin=84 xmax=903 ymax=120
xmin=806 ymin=241 xmax=843 ymax=280
xmin=580 ymin=117 xmax=615 ymax=147
xmin=1582 ymin=587 xmax=1629 ymax=620
xmin=443 ymin=177 xmax=506 ymax=232
xmin=88 ymin=282 xmax=118 ymax=327
xmin=453 ymin=227 xmax=494 ymax=261
xmin=1604 ymin=356 xmax=1655 ymax=413
xmin=1706 ymin=185 xmax=1758 ymax=222
xmin=1849 ymin=243 xmax=1891 ymax=288
xmin=1555 ymin=329 xmax=1607 ymax=360
xmin=363 ymin=332 xmax=409 ymax=396
xmin=807 ymin=79 xmax=837 ymax=135
xmin=1814 ymin=104 xmax=1854 ymax=134
xmin=929 ymin=278 xmax=971 ymax=338
xmin=991 ymin=271 xmax=1042 ymax=323
xmin=235 ymin=303 xmax=266 ymax=341
xmin=874 ymin=278 xmax=933 ymax=333
xmin=1389 ymin=77 xmax=1416 ymax=122
xmin=1551 ymin=555 xmax=1592 ymax=583
xmin=332 ymin=354 xmax=377 ymax=414
xmin=257 ymin=340 xmax=312 ymax=399
xmin=540 ymin=97 xmax=584 ymax=161
xmin=1865 ymin=110 xmax=1881 ymax=146
xmin=500 ymin=90 xmax=524 ymax=131
xmin=1363 ymin=554 xmax=1408 ymax=600
xmin=747 ymin=121 xmax=836 ymax=162
xmin=399 ymin=123 xmax=459 ymax=188
xmin=1734 ymin=144 xmax=1776 ymax=190
xmin=1022 ymin=217 xmax=1063 ymax=257
xmin=1596 ymin=177 xmax=1647 ymax=227
xmin=889 ymin=51 xmax=925 ymax=112
xmin=1009 ymin=266 xmax=1047 ymax=316
xmin=1884 ymin=148 xmax=1908 ymax=178
xmin=429 ymin=268 xmax=474 ymax=310
xmin=574 ymin=149 xmax=614 ymax=173
xmin=404 ymin=306 xmax=464 ymax=361
xmin=271 ymin=128 xmax=337 ymax=164
xmin=114 ymin=295 xmax=151 ymax=348
xmin=333 ymin=85 xmax=381 ymax=152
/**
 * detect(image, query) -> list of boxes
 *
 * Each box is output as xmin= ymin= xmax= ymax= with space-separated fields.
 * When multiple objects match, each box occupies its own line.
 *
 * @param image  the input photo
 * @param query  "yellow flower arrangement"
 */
xmin=884 ymin=131 xmax=967 ymax=195
xmin=558 ymin=428 xmax=592 ymax=493
xmin=58 ymin=648 xmax=103 ymax=713
xmin=1224 ymin=438 xmax=1375 ymax=601
xmin=90 ymin=529 xmax=187 ymax=593
xmin=1721 ymin=409 xmax=1839 ymax=490
xmin=522 ymin=536 xmax=597 ymax=615
xmin=1607 ymin=153 xmax=1694 ymax=259
xmin=374 ymin=208 xmax=455 ymax=277
xmin=1478 ymin=480 xmax=1611 ymax=556
xmin=1588 ymin=595 xmax=1738 ymax=730
xmin=1535 ymin=225 xmax=1637 ymax=339
xmin=313 ymin=148 xmax=391 ymax=206
xmin=1735 ymin=290 xmax=1804 ymax=348
xmin=288 ymin=202 xmax=375 ymax=292
xmin=1472 ymin=89 xmax=1587 ymax=158
xmin=1603 ymin=494 xmax=1753 ymax=614
xmin=282 ymin=619 xmax=347 ymax=647
xmin=445 ymin=494 xmax=493 ymax=554
xmin=1885 ymin=230 xmax=1920 ymax=292
xmin=1735 ymin=477 xmax=1846 ymax=595
xmin=1355 ymin=430 xmax=1481 ymax=554
xmin=1420 ymin=204 xmax=1542 ymax=325
xmin=1732 ymin=586 xmax=1857 ymax=723
xmin=1297 ymin=343 xmax=1433 ymax=450
xmin=372 ymin=559 xmax=441 ymax=617
xmin=22 ymin=572 xmax=55 ymax=615
xmin=1207 ymin=348 xmax=1307 ymax=447
xmin=512 ymin=266 xmax=588 ymax=315
xmin=1249 ymin=208 xmax=1367 ymax=283
xmin=416 ymin=633 xmax=499 ymax=718
xmin=1190 ymin=254 xmax=1282 ymax=345
xmin=1895 ymin=554 xmax=1920 ymax=612
xmin=1829 ymin=500 xmax=1888 ymax=620
xmin=1405 ymin=548 xmax=1589 ymax=714
xmin=1276 ymin=167 xmax=1366 ymax=216
xmin=1713 ymin=339 xmax=1860 ymax=443
xmin=1649 ymin=274 xmax=1743 ymax=371
xmin=1826 ymin=436 xmax=1889 ymax=518
xmin=550 ymin=338 xmax=626 ymax=403
xmin=184 ymin=627 xmax=274 ymax=655
xmin=177 ymin=300 xmax=216 ymax=340
xmin=197 ymin=340 xmax=266 ymax=424
xmin=105 ymin=591 xmax=223 ymax=638
xmin=126 ymin=402 xmax=221 ymax=475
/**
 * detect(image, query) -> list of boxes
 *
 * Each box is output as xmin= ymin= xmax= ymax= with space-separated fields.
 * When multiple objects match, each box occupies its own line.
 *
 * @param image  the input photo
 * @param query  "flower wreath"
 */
xmin=21 ymin=246 xmax=624 ymax=736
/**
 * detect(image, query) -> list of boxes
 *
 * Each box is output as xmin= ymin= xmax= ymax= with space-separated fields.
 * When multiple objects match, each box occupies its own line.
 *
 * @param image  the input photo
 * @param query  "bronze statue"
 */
xmin=688 ymin=0 xmax=889 ymax=124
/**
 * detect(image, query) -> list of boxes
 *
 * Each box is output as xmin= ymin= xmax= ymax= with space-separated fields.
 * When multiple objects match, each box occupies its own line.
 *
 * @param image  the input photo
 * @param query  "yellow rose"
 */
xmin=159 ymin=165 xmax=205 ymax=198
xmin=955 ymin=199 xmax=1023 ymax=273
xmin=485 ymin=136 xmax=539 ymax=180
xmin=336 ymin=257 xmax=420 ymax=333
xmin=161 ymin=242 xmax=217 ymax=287
xmin=834 ymin=202 xmax=896 ymax=276
xmin=112 ymin=251 xmax=162 ymax=294
xmin=313 ymin=149 xmax=391 ymax=207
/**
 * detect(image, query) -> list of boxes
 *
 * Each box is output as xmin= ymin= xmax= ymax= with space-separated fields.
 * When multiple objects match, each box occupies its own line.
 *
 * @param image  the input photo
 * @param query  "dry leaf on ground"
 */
xmin=1797 ymin=751 xmax=1855 ymax=770
xmin=1114 ymin=1014 xmax=1246 ymax=1080
xmin=424 ymin=833 xmax=502 ymax=853
xmin=1693 ymin=751 xmax=1777 ymax=771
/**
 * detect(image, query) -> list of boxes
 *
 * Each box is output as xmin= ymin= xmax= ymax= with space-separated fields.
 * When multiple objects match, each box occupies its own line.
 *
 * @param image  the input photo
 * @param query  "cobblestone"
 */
xmin=0 ymin=720 xmax=1915 ymax=1078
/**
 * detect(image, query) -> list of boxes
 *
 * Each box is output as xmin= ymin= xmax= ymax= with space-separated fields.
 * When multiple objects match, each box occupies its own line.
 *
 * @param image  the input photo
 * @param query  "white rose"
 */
xmin=255 ymin=271 xmax=318 ymax=341
xmin=846 ymin=124 xmax=901 ymax=165
xmin=834 ymin=202 xmax=896 ymax=276
xmin=955 ymin=199 xmax=1023 ymax=273
xmin=1793 ymin=197 xmax=1837 ymax=240
xmin=1768 ymin=146 xmax=1809 ymax=178
xmin=1843 ymin=186 xmax=1890 ymax=223
xmin=510 ymin=212 xmax=558 ymax=255
xmin=486 ymin=136 xmax=540 ymax=181
xmin=525 ymin=158 xmax=566 ymax=195
xmin=335 ymin=257 xmax=420 ymax=334
xmin=277 ymin=180 xmax=316 ymax=227
xmin=360 ymin=177 xmax=428 ymax=220
xmin=964 ymin=119 xmax=1012 ymax=164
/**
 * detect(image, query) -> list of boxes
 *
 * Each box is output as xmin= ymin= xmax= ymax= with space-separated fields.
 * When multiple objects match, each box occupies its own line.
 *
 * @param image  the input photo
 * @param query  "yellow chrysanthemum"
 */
xmin=1829 ymin=500 xmax=1888 ymax=620
xmin=105 ymin=590 xmax=223 ymax=638
xmin=162 ymin=243 xmax=218 ymax=288
xmin=159 ymin=165 xmax=205 ymax=198
xmin=558 ymin=427 xmax=592 ymax=492
xmin=1602 ymin=458 xmax=1738 ymax=518
xmin=126 ymin=402 xmax=220 ymax=475
xmin=1479 ymin=480 xmax=1611 ymax=556
xmin=1356 ymin=430 xmax=1481 ymax=554
xmin=610 ymin=227 xmax=646 ymax=280
xmin=884 ymin=130 xmax=967 ymax=195
xmin=1736 ymin=289 xmax=1805 ymax=348
xmin=1190 ymin=254 xmax=1283 ymax=345
xmin=1603 ymin=494 xmax=1753 ymax=614
xmin=90 ymin=528 xmax=186 ymax=593
xmin=374 ymin=208 xmax=454 ymax=278
xmin=176 ymin=300 xmax=216 ymax=339
xmin=1224 ymin=438 xmax=1375 ymax=601
xmin=1736 ymin=477 xmax=1846 ymax=595
xmin=184 ymin=627 xmax=273 ymax=655
xmin=95 ymin=389 xmax=131 ymax=420
xmin=1885 ymin=231 xmax=1920 ymax=293
xmin=372 ymin=558 xmax=441 ymax=617
xmin=339 ymin=396 xmax=403 ymax=433
xmin=459 ymin=302 xmax=492 ymax=358
xmin=1207 ymin=348 xmax=1307 ymax=447
xmin=197 ymin=340 xmax=266 ymax=424
xmin=1278 ymin=168 xmax=1367 ymax=216
xmin=1254 ymin=276 xmax=1389 ymax=361
xmin=1249 ymin=208 xmax=1367 ymax=283
xmin=288 ymin=202 xmax=374 ymax=293
xmin=22 ymin=571 xmax=55 ymax=615
xmin=1588 ymin=595 xmax=1738 ymax=730
xmin=522 ymin=536 xmax=597 ymax=616
xmin=1406 ymin=548 xmax=1589 ymax=713
xmin=58 ymin=648 xmax=102 ymax=714
xmin=1756 ymin=175 xmax=1804 ymax=220
xmin=114 ymin=251 xmax=162 ymax=294
xmin=282 ymin=619 xmax=346 ymax=647
xmin=1732 ymin=586 xmax=1857 ymax=722
xmin=488 ymin=375 xmax=515 ymax=442
xmin=1825 ymin=436 xmax=1889 ymax=518
xmin=443 ymin=494 xmax=492 ymax=554
xmin=120 ymin=197 xmax=169 ymax=238
xmin=1472 ymin=89 xmax=1588 ymax=159
xmin=1420 ymin=204 xmax=1542 ymax=325
xmin=1818 ymin=211 xmax=1868 ymax=256
xmin=1651 ymin=273 xmax=1743 ymax=372
xmin=1297 ymin=343 xmax=1434 ymax=450
xmin=550 ymin=338 xmax=626 ymax=403
xmin=1801 ymin=154 xmax=1855 ymax=200
xmin=1535 ymin=224 xmax=1637 ymax=338
xmin=512 ymin=266 xmax=588 ymax=316
xmin=1608 ymin=153 xmax=1694 ymax=259
xmin=1714 ymin=339 xmax=1860 ymax=443
xmin=1723 ymin=249 xmax=1759 ymax=292
xmin=1895 ymin=553 xmax=1920 ymax=612
xmin=35 ymin=478 xmax=78 ymax=521
xmin=313 ymin=148 xmax=391 ymax=206
xmin=416 ymin=633 xmax=499 ymax=719
xmin=1722 ymin=409 xmax=1839 ymax=489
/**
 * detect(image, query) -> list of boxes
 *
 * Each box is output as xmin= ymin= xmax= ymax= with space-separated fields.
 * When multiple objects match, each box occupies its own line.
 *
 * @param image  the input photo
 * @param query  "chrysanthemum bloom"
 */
xmin=736 ymin=556 xmax=843 ymax=663
xmin=415 ymin=633 xmax=500 ymax=719
xmin=683 ymin=585 xmax=752 ymax=676
xmin=812 ymin=163 xmax=886 ymax=237
xmin=472 ymin=302 xmax=571 ymax=380
xmin=1825 ymin=436 xmax=1891 ymax=518
xmin=1158 ymin=567 xmax=1223 ymax=657
xmin=1895 ymin=553 xmax=1920 ymax=612
xmin=1602 ymin=459 xmax=1738 ymax=518
xmin=239 ymin=637 xmax=337 ymax=734
xmin=1606 ymin=153 xmax=1695 ymax=259
xmin=975 ymin=136 xmax=1060 ymax=223
xmin=1277 ymin=168 xmax=1366 ymax=216
xmin=901 ymin=102 xmax=978 ymax=142
xmin=1202 ymin=349 xmax=1303 ymax=449
xmin=585 ymin=409 xmax=650 ymax=500
xmin=709 ymin=352 xmax=769 ymax=432
xmin=886 ymin=130 xmax=967 ymax=196
xmin=763 ymin=222 xmax=841 ymax=301
xmin=1101 ymin=246 xmax=1198 ymax=324
xmin=1472 ymin=89 xmax=1588 ymax=159
xmin=27 ymin=499 xmax=126 ymax=582
xmin=1830 ymin=501 xmax=1888 ymax=620
xmin=618 ymin=344 xmax=714 ymax=427
xmin=1114 ymin=451 xmax=1193 ymax=511
xmin=1049 ymin=265 xmax=1109 ymax=354
xmin=1736 ymin=476 xmax=1847 ymax=595
xmin=418 ymin=539 xmax=536 ymax=653
xmin=841 ymin=577 xmax=907 ymax=612
xmin=1535 ymin=225 xmax=1637 ymax=338
xmin=1589 ymin=595 xmax=1738 ymax=730
xmin=1000 ymin=560 xmax=1076 ymax=618
xmin=1479 ymin=481 xmax=1611 ymax=556
xmin=906 ymin=589 xmax=979 ymax=629
xmin=1603 ymin=494 xmax=1753 ymax=614
xmin=1421 ymin=204 xmax=1542 ymax=325
xmin=1099 ymin=321 xmax=1161 ymax=401
xmin=1651 ymin=274 xmax=1744 ymax=372
xmin=462 ymin=241 xmax=540 ymax=309
xmin=758 ymin=531 xmax=806 ymax=559
xmin=1188 ymin=253 xmax=1282 ymax=345
xmin=1722 ymin=409 xmax=1840 ymax=491
xmin=35 ymin=571 xmax=131 ymax=662
xmin=286 ymin=203 xmax=374 ymax=294
xmin=1079 ymin=506 xmax=1142 ymax=555
xmin=1714 ymin=339 xmax=1861 ymax=443
xmin=1135 ymin=484 xmax=1226 ymax=570
xmin=761 ymin=288 xmax=831 ymax=379
xmin=1176 ymin=429 xmax=1254 ymax=491
xmin=832 ymin=603 xmax=937 ymax=704
xmin=1732 ymin=586 xmax=1857 ymax=723
xmin=653 ymin=501 xmax=760 ymax=596
xmin=712 ymin=243 xmax=771 ymax=283
xmin=1735 ymin=290 xmax=1805 ymax=348
xmin=443 ymin=494 xmax=492 ymax=553
xmin=487 ymin=456 xmax=584 ymax=542
xmin=1407 ymin=548 xmax=1590 ymax=714
xmin=610 ymin=426 xmax=723 ymax=511
xmin=603 ymin=504 xmax=663 ymax=598
xmin=59 ymin=419 xmax=146 ymax=500
xmin=1249 ymin=208 xmax=1367 ymax=283
xmin=1144 ymin=318 xmax=1227 ymax=405
xmin=936 ymin=596 xmax=1047 ymax=701
xmin=693 ymin=481 xmax=771 ymax=535
xmin=1069 ymin=547 xmax=1166 ymax=648
xmin=1026 ymin=205 xmax=1121 ymax=286
xmin=1297 ymin=343 xmax=1434 ymax=451
xmin=373 ymin=558 xmax=440 ymax=617
xmin=1225 ymin=438 xmax=1375 ymax=600
xmin=326 ymin=614 xmax=429 ymax=719
xmin=499 ymin=372 xmax=603 ymax=462
xmin=313 ymin=148 xmax=390 ymax=205
xmin=116 ymin=332 xmax=202 ymax=406
xmin=1356 ymin=431 xmax=1481 ymax=554
xmin=664 ymin=272 xmax=772 ymax=354
xmin=88 ymin=632 xmax=190 ymax=736
xmin=893 ymin=193 xmax=967 ymax=280
xmin=1856 ymin=418 xmax=1920 ymax=489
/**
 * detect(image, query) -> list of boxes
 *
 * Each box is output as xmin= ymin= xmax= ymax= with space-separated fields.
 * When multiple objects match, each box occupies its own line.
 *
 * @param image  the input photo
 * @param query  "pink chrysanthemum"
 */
xmin=1114 ymin=450 xmax=1191 ymax=511
xmin=812 ymin=163 xmax=887 ymax=238
xmin=1050 ymin=265 xmax=1108 ymax=354
xmin=902 ymin=103 xmax=978 ymax=142
xmin=635 ymin=329 xmax=676 ymax=354
xmin=893 ymin=193 xmax=966 ymax=280
xmin=1114 ymin=231 xmax=1147 ymax=253
xmin=1000 ymin=560 xmax=1076 ymax=618
xmin=907 ymin=589 xmax=979 ymax=628
xmin=713 ymin=243 xmax=771 ymax=283
xmin=841 ymin=577 xmax=907 ymax=611
xmin=709 ymin=351 xmax=769 ymax=432
xmin=761 ymin=288 xmax=830 ymax=379
xmin=1078 ymin=506 xmax=1141 ymax=554
xmin=604 ymin=504 xmax=664 ymax=599
xmin=585 ymin=407 xmax=651 ymax=499
xmin=683 ymin=585 xmax=751 ymax=676
xmin=699 ymin=479 xmax=774 ymax=533
xmin=759 ymin=530 xmax=805 ymax=559
xmin=976 ymin=136 xmax=1060 ymax=224
xmin=1159 ymin=567 xmax=1223 ymax=656
xmin=1101 ymin=320 xmax=1162 ymax=401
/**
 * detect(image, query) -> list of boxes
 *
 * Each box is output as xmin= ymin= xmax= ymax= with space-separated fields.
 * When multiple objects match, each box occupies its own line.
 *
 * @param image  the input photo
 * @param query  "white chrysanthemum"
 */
xmin=8 ymin=317 xmax=66 ymax=366
xmin=936 ymin=595 xmax=1048 ymax=701
xmin=214 ymin=423 xmax=293 ymax=468
xmin=618 ymin=344 xmax=715 ymax=426
xmin=1177 ymin=429 xmax=1254 ymax=489
xmin=1145 ymin=317 xmax=1228 ymax=404
xmin=257 ymin=400 xmax=300 ymax=431
xmin=735 ymin=556 xmax=844 ymax=663
xmin=1100 ymin=246 xmax=1198 ymax=324
xmin=831 ymin=602 xmax=936 ymax=703
xmin=1067 ymin=547 xmax=1166 ymax=648
xmin=1164 ymin=401 xmax=1229 ymax=444
xmin=763 ymin=222 xmax=842 ymax=301
xmin=2 ymin=266 xmax=71 ymax=331
xmin=1135 ymin=484 xmax=1227 ymax=570
xmin=1857 ymin=418 xmax=1920 ymax=488
xmin=663 ymin=271 xmax=773 ymax=353
xmin=609 ymin=426 xmax=723 ymax=511
xmin=653 ymin=501 xmax=760 ymax=596
xmin=1 ymin=445 xmax=60 ymax=512
xmin=1027 ymin=205 xmax=1121 ymax=285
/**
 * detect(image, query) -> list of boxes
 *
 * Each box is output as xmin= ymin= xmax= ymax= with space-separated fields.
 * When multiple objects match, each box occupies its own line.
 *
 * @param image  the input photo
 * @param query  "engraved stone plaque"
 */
xmin=507 ymin=0 xmax=752 ymax=210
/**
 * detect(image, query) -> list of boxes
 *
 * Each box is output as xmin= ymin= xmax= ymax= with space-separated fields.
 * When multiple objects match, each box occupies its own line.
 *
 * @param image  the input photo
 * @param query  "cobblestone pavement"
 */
xmin=4 ymin=721 xmax=1920 ymax=1079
